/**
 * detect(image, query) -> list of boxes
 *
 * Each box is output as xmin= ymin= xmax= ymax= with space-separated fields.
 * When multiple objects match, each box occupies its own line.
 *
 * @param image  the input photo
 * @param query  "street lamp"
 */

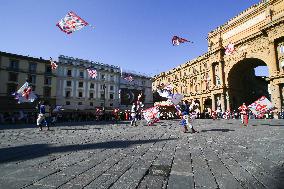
xmin=103 ymin=84 xmax=106 ymax=120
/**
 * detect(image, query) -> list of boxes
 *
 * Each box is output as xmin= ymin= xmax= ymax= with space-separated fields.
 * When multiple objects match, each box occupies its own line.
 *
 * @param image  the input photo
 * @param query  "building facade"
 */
xmin=153 ymin=0 xmax=284 ymax=112
xmin=0 ymin=51 xmax=57 ymax=112
xmin=56 ymin=55 xmax=120 ymax=110
xmin=119 ymin=71 xmax=153 ymax=110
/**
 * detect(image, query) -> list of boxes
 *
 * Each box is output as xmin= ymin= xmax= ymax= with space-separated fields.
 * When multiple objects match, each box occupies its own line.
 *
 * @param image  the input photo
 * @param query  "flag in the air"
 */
xmin=87 ymin=68 xmax=97 ymax=79
xmin=50 ymin=57 xmax=58 ymax=70
xmin=124 ymin=75 xmax=134 ymax=82
xmin=56 ymin=11 xmax=89 ymax=34
xmin=172 ymin=36 xmax=192 ymax=46
xmin=225 ymin=43 xmax=235 ymax=55
xmin=142 ymin=106 xmax=160 ymax=125
xmin=12 ymin=82 xmax=37 ymax=104
xmin=248 ymin=96 xmax=275 ymax=116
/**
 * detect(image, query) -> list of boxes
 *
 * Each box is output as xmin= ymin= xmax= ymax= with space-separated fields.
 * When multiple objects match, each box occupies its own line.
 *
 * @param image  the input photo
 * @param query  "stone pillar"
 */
xmin=210 ymin=64 xmax=214 ymax=88
xmin=271 ymin=83 xmax=282 ymax=110
xmin=211 ymin=94 xmax=216 ymax=111
xmin=221 ymin=93 xmax=225 ymax=112
xmin=218 ymin=62 xmax=223 ymax=86
xmin=226 ymin=91 xmax=230 ymax=111
xmin=200 ymin=97 xmax=204 ymax=112
xmin=269 ymin=41 xmax=278 ymax=76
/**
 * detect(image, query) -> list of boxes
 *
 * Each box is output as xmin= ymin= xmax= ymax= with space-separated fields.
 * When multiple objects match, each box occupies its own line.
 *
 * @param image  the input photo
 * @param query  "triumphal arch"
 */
xmin=152 ymin=0 xmax=284 ymax=112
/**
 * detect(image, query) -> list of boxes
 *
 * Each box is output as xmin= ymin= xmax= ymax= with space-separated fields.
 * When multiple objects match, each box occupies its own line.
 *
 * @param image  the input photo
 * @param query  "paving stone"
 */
xmin=0 ymin=119 xmax=283 ymax=189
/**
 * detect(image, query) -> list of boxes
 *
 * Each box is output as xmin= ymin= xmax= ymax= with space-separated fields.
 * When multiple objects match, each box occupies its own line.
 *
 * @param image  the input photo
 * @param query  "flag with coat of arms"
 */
xmin=12 ymin=82 xmax=37 ymax=104
xmin=50 ymin=57 xmax=58 ymax=70
xmin=87 ymin=68 xmax=97 ymax=78
xmin=248 ymin=96 xmax=275 ymax=116
xmin=57 ymin=11 xmax=89 ymax=34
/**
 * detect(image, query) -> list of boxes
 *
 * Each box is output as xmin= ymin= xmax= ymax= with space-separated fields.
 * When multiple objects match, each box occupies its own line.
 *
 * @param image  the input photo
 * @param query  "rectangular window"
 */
xmin=110 ymin=103 xmax=113 ymax=107
xmin=66 ymin=81 xmax=71 ymax=87
xmin=90 ymin=102 xmax=93 ymax=106
xmin=67 ymin=70 xmax=72 ymax=76
xmin=45 ymin=65 xmax=52 ymax=74
xmin=9 ymin=60 xmax=19 ymax=70
xmin=31 ymin=85 xmax=36 ymax=91
xmin=110 ymin=93 xmax=114 ymax=99
xmin=100 ymin=84 xmax=106 ymax=90
xmin=101 ymin=74 xmax=105 ymax=80
xmin=90 ymin=93 xmax=94 ymax=99
xmin=66 ymin=101 xmax=70 ymax=105
xmin=78 ymin=91 xmax=83 ymax=97
xmin=43 ymin=87 xmax=51 ymax=97
xmin=79 ymin=82 xmax=83 ymax=88
xmin=79 ymin=71 xmax=84 ymax=78
xmin=90 ymin=83 xmax=94 ymax=89
xmin=110 ymin=75 xmax=114 ymax=81
xmin=8 ymin=72 xmax=18 ymax=82
xmin=78 ymin=102 xmax=82 ymax=105
xmin=65 ymin=91 xmax=70 ymax=97
xmin=28 ymin=74 xmax=36 ymax=84
xmin=100 ymin=93 xmax=104 ymax=99
xmin=110 ymin=86 xmax=114 ymax=91
xmin=44 ymin=77 xmax=51 ymax=85
xmin=29 ymin=62 xmax=37 ymax=72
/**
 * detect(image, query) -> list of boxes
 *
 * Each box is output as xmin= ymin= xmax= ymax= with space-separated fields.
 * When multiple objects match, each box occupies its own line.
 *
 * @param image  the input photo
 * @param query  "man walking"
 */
xmin=36 ymin=101 xmax=49 ymax=131
xmin=238 ymin=102 xmax=248 ymax=126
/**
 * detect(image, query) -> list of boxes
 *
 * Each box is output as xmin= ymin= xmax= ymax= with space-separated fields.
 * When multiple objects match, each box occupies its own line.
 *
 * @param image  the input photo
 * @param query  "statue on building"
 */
xmin=215 ymin=65 xmax=221 ymax=86
xmin=216 ymin=96 xmax=221 ymax=111
xmin=205 ymin=73 xmax=210 ymax=90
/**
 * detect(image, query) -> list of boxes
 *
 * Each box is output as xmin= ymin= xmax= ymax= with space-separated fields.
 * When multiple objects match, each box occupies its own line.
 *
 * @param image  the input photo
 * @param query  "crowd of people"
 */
xmin=1 ymin=101 xmax=283 ymax=127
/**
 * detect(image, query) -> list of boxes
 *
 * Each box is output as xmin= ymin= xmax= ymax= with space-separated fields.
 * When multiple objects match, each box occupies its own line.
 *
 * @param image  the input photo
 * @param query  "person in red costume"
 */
xmin=211 ymin=110 xmax=217 ymax=120
xmin=238 ymin=103 xmax=249 ymax=126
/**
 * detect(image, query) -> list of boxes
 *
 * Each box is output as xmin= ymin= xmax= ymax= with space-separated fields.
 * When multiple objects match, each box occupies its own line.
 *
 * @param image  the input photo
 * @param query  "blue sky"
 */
xmin=0 ymin=0 xmax=266 ymax=76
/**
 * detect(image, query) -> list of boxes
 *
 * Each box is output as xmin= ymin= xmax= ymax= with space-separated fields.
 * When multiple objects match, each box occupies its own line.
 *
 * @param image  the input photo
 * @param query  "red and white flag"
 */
xmin=12 ymin=82 xmax=37 ymax=104
xmin=50 ymin=58 xmax=58 ymax=70
xmin=87 ymin=68 xmax=97 ymax=79
xmin=248 ymin=96 xmax=275 ymax=116
xmin=57 ymin=11 xmax=89 ymax=34
xmin=172 ymin=36 xmax=192 ymax=46
xmin=225 ymin=43 xmax=235 ymax=55
xmin=142 ymin=106 xmax=160 ymax=125
xmin=124 ymin=75 xmax=134 ymax=82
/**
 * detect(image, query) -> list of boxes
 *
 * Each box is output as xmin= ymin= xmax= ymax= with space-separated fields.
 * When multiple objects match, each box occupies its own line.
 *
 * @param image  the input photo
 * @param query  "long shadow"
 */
xmin=0 ymin=138 xmax=176 ymax=164
xmin=201 ymin=129 xmax=235 ymax=132
xmin=267 ymin=166 xmax=284 ymax=187
xmin=0 ymin=120 xmax=131 ymax=130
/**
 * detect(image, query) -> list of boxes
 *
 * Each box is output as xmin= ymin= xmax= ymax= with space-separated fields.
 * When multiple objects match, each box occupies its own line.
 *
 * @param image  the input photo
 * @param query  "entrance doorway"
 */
xmin=228 ymin=58 xmax=270 ymax=110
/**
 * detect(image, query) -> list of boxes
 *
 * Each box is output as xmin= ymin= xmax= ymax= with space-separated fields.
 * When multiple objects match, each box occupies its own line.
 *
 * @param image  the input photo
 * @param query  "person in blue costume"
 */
xmin=179 ymin=100 xmax=198 ymax=133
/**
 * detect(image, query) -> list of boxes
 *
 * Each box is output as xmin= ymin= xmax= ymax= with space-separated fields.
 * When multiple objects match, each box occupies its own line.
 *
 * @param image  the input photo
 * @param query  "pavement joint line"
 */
xmin=0 ymin=120 xmax=283 ymax=189
xmin=57 ymin=131 xmax=160 ymax=188
xmin=20 ymin=131 xmax=141 ymax=188
xmin=209 ymin=135 xmax=267 ymax=189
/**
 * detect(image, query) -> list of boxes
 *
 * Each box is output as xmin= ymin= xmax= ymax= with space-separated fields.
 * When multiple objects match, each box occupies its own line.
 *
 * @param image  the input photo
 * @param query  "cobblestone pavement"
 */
xmin=0 ymin=119 xmax=283 ymax=189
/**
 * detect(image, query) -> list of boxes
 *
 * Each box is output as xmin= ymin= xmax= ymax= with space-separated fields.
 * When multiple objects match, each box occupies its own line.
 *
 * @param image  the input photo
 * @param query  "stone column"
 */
xmin=226 ymin=91 xmax=230 ymax=111
xmin=210 ymin=64 xmax=214 ymax=88
xmin=218 ymin=62 xmax=223 ymax=86
xmin=211 ymin=94 xmax=216 ymax=111
xmin=200 ymin=97 xmax=204 ymax=112
xmin=269 ymin=41 xmax=278 ymax=76
xmin=271 ymin=83 xmax=282 ymax=110
xmin=221 ymin=93 xmax=225 ymax=112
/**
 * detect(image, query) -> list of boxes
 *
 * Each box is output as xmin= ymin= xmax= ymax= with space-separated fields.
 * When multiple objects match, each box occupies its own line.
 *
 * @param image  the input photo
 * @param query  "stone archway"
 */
xmin=227 ymin=58 xmax=270 ymax=110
